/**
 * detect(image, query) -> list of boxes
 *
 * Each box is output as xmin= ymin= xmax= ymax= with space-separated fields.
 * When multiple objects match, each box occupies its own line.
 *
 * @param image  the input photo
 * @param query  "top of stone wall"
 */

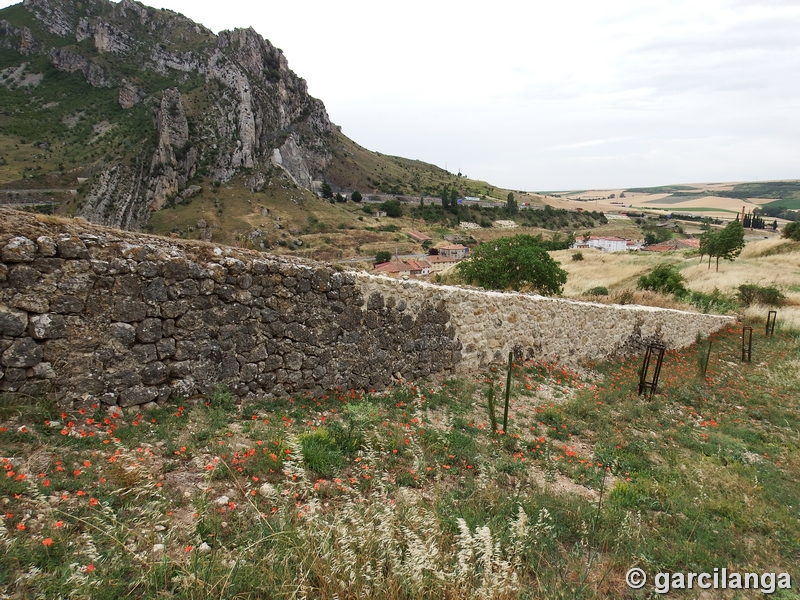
xmin=0 ymin=208 xmax=322 ymax=273
xmin=354 ymin=271 xmax=736 ymax=321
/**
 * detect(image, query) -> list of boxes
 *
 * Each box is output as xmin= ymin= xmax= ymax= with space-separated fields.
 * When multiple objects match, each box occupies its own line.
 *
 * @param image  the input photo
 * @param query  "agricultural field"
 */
xmin=546 ymin=181 xmax=800 ymax=221
xmin=554 ymin=237 xmax=800 ymax=328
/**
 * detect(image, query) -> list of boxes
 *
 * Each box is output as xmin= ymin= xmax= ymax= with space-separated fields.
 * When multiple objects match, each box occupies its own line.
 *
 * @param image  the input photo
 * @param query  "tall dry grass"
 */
xmin=553 ymin=249 xmax=685 ymax=298
xmin=555 ymin=238 xmax=800 ymax=317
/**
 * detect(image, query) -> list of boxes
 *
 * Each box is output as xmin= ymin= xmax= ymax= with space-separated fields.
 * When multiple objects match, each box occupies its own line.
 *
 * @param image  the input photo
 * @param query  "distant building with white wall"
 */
xmin=572 ymin=236 xmax=638 ymax=252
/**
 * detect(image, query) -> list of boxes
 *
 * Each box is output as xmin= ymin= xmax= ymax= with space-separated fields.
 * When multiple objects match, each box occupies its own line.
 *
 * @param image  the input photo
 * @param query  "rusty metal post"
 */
xmin=638 ymin=343 xmax=666 ymax=399
xmin=502 ymin=351 xmax=512 ymax=434
xmin=766 ymin=311 xmax=777 ymax=338
xmin=742 ymin=326 xmax=753 ymax=362
xmin=701 ymin=339 xmax=713 ymax=377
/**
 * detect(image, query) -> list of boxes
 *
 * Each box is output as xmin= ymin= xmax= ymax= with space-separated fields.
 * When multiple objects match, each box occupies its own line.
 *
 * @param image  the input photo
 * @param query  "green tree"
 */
xmin=782 ymin=221 xmax=800 ymax=241
xmin=375 ymin=250 xmax=392 ymax=263
xmin=699 ymin=230 xmax=718 ymax=269
xmin=643 ymin=227 xmax=671 ymax=246
xmin=321 ymin=181 xmax=333 ymax=199
xmin=505 ymin=192 xmax=518 ymax=215
xmin=335 ymin=192 xmax=345 ymax=203
xmin=714 ymin=219 xmax=745 ymax=272
xmin=380 ymin=199 xmax=402 ymax=217
xmin=440 ymin=185 xmax=459 ymax=213
xmin=455 ymin=235 xmax=567 ymax=295
xmin=351 ymin=190 xmax=362 ymax=202
xmin=700 ymin=220 xmax=745 ymax=271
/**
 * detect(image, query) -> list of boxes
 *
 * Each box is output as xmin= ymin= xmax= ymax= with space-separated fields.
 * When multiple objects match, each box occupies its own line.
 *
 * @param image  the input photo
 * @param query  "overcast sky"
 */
xmin=3 ymin=0 xmax=800 ymax=191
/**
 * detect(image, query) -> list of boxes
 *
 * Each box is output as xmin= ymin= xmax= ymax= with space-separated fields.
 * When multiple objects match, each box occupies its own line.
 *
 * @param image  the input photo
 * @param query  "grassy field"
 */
xmin=1 ymin=323 xmax=798 ymax=598
xmin=553 ymin=237 xmax=800 ymax=326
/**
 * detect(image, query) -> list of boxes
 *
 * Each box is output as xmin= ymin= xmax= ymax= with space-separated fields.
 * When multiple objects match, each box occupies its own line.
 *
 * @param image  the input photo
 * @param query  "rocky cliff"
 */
xmin=0 ymin=0 xmax=336 ymax=229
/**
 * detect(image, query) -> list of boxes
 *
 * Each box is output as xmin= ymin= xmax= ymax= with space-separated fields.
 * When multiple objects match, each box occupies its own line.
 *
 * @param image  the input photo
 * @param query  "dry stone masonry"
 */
xmin=356 ymin=275 xmax=733 ymax=369
xmin=0 ymin=210 xmax=732 ymax=408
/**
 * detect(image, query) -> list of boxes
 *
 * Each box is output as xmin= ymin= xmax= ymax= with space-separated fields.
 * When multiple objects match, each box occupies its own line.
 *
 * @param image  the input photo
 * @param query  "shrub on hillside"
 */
xmin=380 ymin=199 xmax=403 ymax=217
xmin=737 ymin=284 xmax=785 ymax=307
xmin=637 ymin=264 xmax=687 ymax=297
xmin=584 ymin=286 xmax=609 ymax=296
xmin=781 ymin=221 xmax=800 ymax=241
xmin=688 ymin=289 xmax=737 ymax=314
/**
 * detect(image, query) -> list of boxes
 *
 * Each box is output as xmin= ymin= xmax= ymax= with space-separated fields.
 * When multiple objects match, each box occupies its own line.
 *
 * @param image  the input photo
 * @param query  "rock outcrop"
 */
xmin=4 ymin=0 xmax=336 ymax=230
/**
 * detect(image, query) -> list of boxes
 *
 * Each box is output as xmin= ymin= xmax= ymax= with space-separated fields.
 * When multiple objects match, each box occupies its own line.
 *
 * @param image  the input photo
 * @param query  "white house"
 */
xmin=572 ymin=236 xmax=633 ymax=253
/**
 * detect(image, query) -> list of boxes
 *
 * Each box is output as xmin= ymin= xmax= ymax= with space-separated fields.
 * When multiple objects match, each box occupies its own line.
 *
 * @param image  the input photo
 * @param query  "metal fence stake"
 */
xmin=638 ymin=343 xmax=666 ymax=399
xmin=766 ymin=311 xmax=777 ymax=338
xmin=742 ymin=326 xmax=753 ymax=362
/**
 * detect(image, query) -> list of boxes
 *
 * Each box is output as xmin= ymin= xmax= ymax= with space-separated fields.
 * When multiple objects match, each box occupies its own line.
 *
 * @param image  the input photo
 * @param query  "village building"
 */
xmin=407 ymin=230 xmax=433 ymax=244
xmin=426 ymin=254 xmax=460 ymax=272
xmin=373 ymin=259 xmax=432 ymax=277
xmin=572 ymin=236 xmax=638 ymax=252
xmin=437 ymin=244 xmax=469 ymax=260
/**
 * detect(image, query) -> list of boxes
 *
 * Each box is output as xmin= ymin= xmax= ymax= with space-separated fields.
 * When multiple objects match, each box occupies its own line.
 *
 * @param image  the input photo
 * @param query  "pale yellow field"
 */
xmin=638 ymin=195 xmax=763 ymax=211
xmin=554 ymin=237 xmax=800 ymax=326
xmin=544 ymin=182 xmax=786 ymax=220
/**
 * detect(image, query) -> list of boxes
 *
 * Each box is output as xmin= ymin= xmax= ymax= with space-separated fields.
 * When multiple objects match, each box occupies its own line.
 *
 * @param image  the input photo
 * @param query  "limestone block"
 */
xmin=1 ymin=337 xmax=43 ymax=368
xmin=2 ymin=236 xmax=37 ymax=262
xmin=56 ymin=236 xmax=89 ymax=259
xmin=28 ymin=314 xmax=66 ymax=339
xmin=0 ymin=309 xmax=28 ymax=337
xmin=35 ymin=236 xmax=57 ymax=257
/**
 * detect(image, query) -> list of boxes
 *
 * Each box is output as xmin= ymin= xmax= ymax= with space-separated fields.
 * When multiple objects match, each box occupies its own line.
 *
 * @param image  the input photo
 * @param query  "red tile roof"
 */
xmin=407 ymin=230 xmax=433 ymax=242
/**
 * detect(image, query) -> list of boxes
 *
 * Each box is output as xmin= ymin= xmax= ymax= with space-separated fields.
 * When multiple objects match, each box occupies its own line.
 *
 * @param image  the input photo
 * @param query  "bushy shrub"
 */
xmin=572 ymin=251 xmax=584 ymax=261
xmin=781 ymin=221 xmax=800 ymax=241
xmin=689 ymin=289 xmax=737 ymax=314
xmin=737 ymin=284 xmax=785 ymax=306
xmin=637 ymin=264 xmax=687 ymax=297
xmin=585 ymin=286 xmax=609 ymax=296
xmin=380 ymin=199 xmax=402 ymax=217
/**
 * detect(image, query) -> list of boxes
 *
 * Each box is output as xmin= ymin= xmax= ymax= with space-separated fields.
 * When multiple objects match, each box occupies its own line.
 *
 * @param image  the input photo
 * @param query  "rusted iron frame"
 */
xmin=766 ymin=311 xmax=777 ymax=338
xmin=742 ymin=326 xmax=753 ymax=362
xmin=638 ymin=343 xmax=666 ymax=399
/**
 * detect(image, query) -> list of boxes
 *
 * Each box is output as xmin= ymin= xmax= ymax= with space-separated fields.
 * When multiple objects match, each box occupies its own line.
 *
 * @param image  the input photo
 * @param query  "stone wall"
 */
xmin=0 ymin=210 xmax=732 ymax=407
xmin=356 ymin=275 xmax=734 ymax=370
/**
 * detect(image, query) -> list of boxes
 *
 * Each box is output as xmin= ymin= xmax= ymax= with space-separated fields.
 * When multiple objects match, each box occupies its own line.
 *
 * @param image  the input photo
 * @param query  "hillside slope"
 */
xmin=0 ymin=0 xmax=518 ymax=234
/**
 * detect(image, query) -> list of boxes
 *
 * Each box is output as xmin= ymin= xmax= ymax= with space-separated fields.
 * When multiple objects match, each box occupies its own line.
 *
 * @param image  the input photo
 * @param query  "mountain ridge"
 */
xmin=0 ymin=0 xmax=372 ymax=229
